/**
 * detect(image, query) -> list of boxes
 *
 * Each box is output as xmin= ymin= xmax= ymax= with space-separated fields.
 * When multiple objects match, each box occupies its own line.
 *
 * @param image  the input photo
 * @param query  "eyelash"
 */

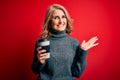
xmin=53 ymin=16 xmax=66 ymax=19
xmin=54 ymin=16 xmax=59 ymax=19
xmin=62 ymin=16 xmax=66 ymax=18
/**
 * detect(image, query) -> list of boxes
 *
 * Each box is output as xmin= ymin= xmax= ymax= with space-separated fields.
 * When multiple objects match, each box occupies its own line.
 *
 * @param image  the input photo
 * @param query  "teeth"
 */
xmin=57 ymin=24 xmax=64 ymax=27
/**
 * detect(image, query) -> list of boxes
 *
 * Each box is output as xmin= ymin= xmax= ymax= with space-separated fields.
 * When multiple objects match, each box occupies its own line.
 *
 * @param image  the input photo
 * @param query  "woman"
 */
xmin=31 ymin=4 xmax=99 ymax=80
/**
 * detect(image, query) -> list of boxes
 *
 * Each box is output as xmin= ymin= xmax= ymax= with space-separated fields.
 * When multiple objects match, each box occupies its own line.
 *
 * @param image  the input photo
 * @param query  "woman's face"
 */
xmin=50 ymin=9 xmax=67 ymax=32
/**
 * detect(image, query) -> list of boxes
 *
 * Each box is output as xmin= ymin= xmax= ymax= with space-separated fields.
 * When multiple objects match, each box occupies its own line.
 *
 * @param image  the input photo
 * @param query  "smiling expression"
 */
xmin=51 ymin=9 xmax=67 ymax=32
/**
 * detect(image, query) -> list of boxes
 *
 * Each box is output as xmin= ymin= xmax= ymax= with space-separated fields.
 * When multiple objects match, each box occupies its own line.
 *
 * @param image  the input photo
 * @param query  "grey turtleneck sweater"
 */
xmin=31 ymin=30 xmax=88 ymax=80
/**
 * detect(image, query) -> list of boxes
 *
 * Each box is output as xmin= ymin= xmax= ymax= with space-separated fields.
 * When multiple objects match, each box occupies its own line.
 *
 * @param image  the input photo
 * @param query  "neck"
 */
xmin=49 ymin=28 xmax=67 ymax=38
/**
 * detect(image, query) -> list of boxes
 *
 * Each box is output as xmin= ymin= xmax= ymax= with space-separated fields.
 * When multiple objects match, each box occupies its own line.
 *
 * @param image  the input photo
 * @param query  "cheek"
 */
xmin=51 ymin=20 xmax=58 ymax=26
xmin=65 ymin=19 xmax=67 ymax=24
xmin=51 ymin=21 xmax=58 ymax=29
xmin=65 ymin=20 xmax=67 ymax=26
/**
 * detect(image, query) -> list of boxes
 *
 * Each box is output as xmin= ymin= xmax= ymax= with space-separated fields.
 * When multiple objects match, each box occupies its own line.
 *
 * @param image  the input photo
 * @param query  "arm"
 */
xmin=71 ymin=45 xmax=88 ymax=78
xmin=31 ymin=40 xmax=46 ymax=74
xmin=71 ymin=36 xmax=98 ymax=77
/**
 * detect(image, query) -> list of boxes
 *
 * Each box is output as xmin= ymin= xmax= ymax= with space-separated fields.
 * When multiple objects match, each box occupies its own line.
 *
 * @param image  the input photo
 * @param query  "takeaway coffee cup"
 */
xmin=38 ymin=38 xmax=50 ymax=59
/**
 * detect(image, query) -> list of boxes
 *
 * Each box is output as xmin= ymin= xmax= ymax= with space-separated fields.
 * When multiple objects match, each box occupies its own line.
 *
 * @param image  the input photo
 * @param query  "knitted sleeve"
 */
xmin=31 ymin=39 xmax=46 ymax=74
xmin=71 ymin=39 xmax=88 ymax=78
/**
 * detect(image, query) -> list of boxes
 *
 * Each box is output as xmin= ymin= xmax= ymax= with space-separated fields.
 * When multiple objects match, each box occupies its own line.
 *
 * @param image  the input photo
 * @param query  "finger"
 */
xmin=89 ymin=37 xmax=98 ymax=44
xmin=40 ymin=56 xmax=47 ymax=60
xmin=91 ymin=43 xmax=99 ymax=47
xmin=37 ymin=52 xmax=45 ymax=57
xmin=90 ymin=36 xmax=98 ymax=41
xmin=37 ymin=47 xmax=42 ymax=51
xmin=81 ymin=40 xmax=85 ymax=45
xmin=38 ymin=49 xmax=46 ymax=54
xmin=37 ymin=53 xmax=47 ymax=59
xmin=40 ymin=53 xmax=48 ymax=57
xmin=37 ymin=56 xmax=46 ymax=62
xmin=91 ymin=38 xmax=98 ymax=44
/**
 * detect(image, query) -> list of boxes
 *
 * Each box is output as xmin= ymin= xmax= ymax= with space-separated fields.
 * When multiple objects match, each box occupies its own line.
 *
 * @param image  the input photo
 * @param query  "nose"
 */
xmin=58 ymin=18 xmax=63 ymax=24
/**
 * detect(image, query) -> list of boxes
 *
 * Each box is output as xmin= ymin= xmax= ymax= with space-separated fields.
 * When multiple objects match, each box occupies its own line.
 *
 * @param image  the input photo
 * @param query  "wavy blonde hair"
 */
xmin=41 ymin=4 xmax=73 ymax=38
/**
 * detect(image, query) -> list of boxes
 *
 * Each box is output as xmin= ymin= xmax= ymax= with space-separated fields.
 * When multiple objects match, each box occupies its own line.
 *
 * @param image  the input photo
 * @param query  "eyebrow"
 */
xmin=52 ymin=15 xmax=66 ymax=17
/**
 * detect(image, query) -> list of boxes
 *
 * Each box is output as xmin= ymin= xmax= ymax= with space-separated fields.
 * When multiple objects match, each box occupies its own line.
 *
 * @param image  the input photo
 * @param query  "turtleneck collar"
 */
xmin=49 ymin=27 xmax=68 ymax=38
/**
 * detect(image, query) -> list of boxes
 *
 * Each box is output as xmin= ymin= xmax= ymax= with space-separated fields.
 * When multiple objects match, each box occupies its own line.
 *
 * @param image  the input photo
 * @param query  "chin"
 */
xmin=54 ymin=27 xmax=66 ymax=32
xmin=57 ymin=29 xmax=65 ymax=31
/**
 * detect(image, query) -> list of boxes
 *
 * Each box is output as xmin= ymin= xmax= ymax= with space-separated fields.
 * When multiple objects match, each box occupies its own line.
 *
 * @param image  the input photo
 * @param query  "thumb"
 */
xmin=81 ymin=40 xmax=86 ymax=45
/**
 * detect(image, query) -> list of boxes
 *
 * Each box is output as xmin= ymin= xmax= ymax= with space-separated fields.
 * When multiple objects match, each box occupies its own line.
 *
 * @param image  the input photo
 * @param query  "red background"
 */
xmin=0 ymin=0 xmax=120 ymax=80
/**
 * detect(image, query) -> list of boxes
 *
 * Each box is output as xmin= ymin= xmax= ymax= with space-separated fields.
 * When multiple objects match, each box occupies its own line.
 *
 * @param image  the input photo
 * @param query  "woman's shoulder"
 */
xmin=36 ymin=37 xmax=47 ymax=42
xmin=35 ymin=37 xmax=44 ymax=44
xmin=36 ymin=38 xmax=41 ymax=42
xmin=68 ymin=36 xmax=79 ymax=45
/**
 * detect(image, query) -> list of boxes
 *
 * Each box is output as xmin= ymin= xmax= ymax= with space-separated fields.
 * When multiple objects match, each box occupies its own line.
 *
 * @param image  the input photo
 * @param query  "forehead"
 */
xmin=52 ymin=9 xmax=65 ymax=16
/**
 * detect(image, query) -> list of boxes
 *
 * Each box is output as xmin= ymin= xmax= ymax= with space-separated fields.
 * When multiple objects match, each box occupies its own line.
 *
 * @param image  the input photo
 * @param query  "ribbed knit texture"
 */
xmin=31 ymin=29 xmax=88 ymax=80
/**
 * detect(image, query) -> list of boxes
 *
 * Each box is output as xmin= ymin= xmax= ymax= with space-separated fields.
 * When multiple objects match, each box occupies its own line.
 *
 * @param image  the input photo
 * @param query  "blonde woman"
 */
xmin=31 ymin=4 xmax=99 ymax=80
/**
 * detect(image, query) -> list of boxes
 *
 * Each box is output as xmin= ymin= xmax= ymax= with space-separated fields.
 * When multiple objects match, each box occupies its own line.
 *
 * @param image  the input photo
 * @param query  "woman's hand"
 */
xmin=81 ymin=36 xmax=99 ymax=51
xmin=37 ymin=47 xmax=48 ymax=64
